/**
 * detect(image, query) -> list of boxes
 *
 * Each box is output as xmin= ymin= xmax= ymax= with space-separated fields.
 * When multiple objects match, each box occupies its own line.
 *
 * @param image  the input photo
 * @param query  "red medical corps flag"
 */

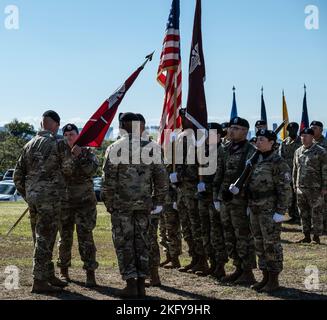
xmin=75 ymin=53 xmax=153 ymax=147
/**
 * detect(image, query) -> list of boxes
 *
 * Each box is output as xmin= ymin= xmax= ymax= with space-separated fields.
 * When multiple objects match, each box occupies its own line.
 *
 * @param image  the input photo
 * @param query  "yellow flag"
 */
xmin=281 ymin=91 xmax=289 ymax=140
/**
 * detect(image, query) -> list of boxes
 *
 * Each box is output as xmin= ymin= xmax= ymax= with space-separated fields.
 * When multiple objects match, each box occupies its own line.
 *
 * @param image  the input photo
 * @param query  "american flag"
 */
xmin=157 ymin=0 xmax=182 ymax=146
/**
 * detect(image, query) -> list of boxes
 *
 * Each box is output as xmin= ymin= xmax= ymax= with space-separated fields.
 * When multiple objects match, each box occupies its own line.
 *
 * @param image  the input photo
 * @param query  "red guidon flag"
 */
xmin=75 ymin=53 xmax=154 ymax=147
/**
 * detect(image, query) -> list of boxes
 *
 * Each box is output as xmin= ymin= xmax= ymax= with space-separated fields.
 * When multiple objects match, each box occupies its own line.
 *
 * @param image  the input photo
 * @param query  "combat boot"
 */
xmin=251 ymin=270 xmax=269 ymax=291
xmin=48 ymin=274 xmax=68 ymax=288
xmin=160 ymin=253 xmax=171 ymax=268
xmin=31 ymin=279 xmax=62 ymax=294
xmin=86 ymin=270 xmax=97 ymax=287
xmin=206 ymin=256 xmax=217 ymax=275
xmin=145 ymin=267 xmax=161 ymax=287
xmin=296 ymin=232 xmax=311 ymax=243
xmin=59 ymin=267 xmax=70 ymax=282
xmin=234 ymin=269 xmax=256 ymax=286
xmin=119 ymin=278 xmax=138 ymax=299
xmin=163 ymin=256 xmax=181 ymax=269
xmin=212 ymin=264 xmax=226 ymax=281
xmin=178 ymin=256 xmax=198 ymax=273
xmin=260 ymin=272 xmax=280 ymax=293
xmin=192 ymin=256 xmax=210 ymax=276
xmin=220 ymin=266 xmax=243 ymax=283
xmin=312 ymin=235 xmax=321 ymax=244
xmin=137 ymin=277 xmax=146 ymax=298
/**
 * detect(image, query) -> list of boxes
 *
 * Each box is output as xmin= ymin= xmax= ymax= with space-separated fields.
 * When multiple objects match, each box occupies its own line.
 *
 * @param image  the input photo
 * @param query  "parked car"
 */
xmin=93 ymin=177 xmax=103 ymax=202
xmin=3 ymin=169 xmax=15 ymax=181
xmin=0 ymin=181 xmax=23 ymax=202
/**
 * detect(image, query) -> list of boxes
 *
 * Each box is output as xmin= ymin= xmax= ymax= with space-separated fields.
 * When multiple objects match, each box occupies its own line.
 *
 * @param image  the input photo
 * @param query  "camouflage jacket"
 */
xmin=293 ymin=143 xmax=327 ymax=190
xmin=58 ymin=140 xmax=98 ymax=205
xmin=314 ymin=135 xmax=327 ymax=150
xmin=102 ymin=134 xmax=169 ymax=211
xmin=14 ymin=130 xmax=63 ymax=203
xmin=279 ymin=136 xmax=302 ymax=172
xmin=174 ymin=130 xmax=198 ymax=183
xmin=246 ymin=152 xmax=292 ymax=213
xmin=213 ymin=140 xmax=256 ymax=203
xmin=199 ymin=143 xmax=224 ymax=197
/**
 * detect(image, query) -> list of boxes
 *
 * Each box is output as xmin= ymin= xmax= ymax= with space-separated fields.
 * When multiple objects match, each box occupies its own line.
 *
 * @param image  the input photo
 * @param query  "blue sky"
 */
xmin=0 ymin=0 xmax=326 ymax=130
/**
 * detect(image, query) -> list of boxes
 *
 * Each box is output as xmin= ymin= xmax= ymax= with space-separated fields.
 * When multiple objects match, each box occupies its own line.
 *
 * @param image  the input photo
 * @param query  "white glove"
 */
xmin=273 ymin=213 xmax=285 ymax=223
xmin=170 ymin=172 xmax=178 ymax=184
xmin=197 ymin=182 xmax=206 ymax=193
xmin=229 ymin=184 xmax=240 ymax=195
xmin=245 ymin=159 xmax=253 ymax=167
xmin=173 ymin=202 xmax=178 ymax=211
xmin=151 ymin=206 xmax=163 ymax=215
xmin=214 ymin=201 xmax=221 ymax=211
xmin=247 ymin=207 xmax=252 ymax=217
xmin=170 ymin=132 xmax=178 ymax=143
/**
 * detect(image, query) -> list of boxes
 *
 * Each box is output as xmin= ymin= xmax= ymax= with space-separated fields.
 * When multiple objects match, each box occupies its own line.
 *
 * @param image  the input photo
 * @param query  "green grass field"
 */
xmin=0 ymin=201 xmax=326 ymax=300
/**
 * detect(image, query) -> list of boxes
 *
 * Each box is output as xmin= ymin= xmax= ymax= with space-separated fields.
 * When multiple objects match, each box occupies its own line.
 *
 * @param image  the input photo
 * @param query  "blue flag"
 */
xmin=300 ymin=85 xmax=309 ymax=131
xmin=261 ymin=87 xmax=268 ymax=123
xmin=230 ymin=86 xmax=238 ymax=120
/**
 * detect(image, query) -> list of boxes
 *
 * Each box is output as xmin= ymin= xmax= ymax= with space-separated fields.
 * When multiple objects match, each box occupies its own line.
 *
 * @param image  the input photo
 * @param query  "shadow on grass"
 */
xmin=159 ymin=284 xmax=216 ymax=300
xmin=267 ymin=287 xmax=327 ymax=300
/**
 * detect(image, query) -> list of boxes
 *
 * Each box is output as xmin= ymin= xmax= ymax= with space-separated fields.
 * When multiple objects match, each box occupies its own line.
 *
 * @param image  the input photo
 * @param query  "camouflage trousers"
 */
xmin=249 ymin=206 xmax=283 ymax=273
xmin=198 ymin=194 xmax=228 ymax=265
xmin=297 ymin=189 xmax=324 ymax=236
xmin=57 ymin=202 xmax=98 ymax=271
xmin=288 ymin=184 xmax=299 ymax=220
xmin=111 ymin=210 xmax=150 ymax=280
xmin=149 ymin=214 xmax=160 ymax=268
xmin=177 ymin=183 xmax=204 ymax=257
xmin=159 ymin=203 xmax=182 ymax=258
xmin=29 ymin=200 xmax=60 ymax=281
xmin=220 ymin=201 xmax=256 ymax=270
xmin=324 ymin=194 xmax=327 ymax=234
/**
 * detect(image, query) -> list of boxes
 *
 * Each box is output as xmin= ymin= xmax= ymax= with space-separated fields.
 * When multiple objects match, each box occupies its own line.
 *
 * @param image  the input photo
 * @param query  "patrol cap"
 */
xmin=136 ymin=113 xmax=146 ymax=124
xmin=249 ymin=137 xmax=257 ymax=143
xmin=256 ymin=129 xmax=277 ymax=142
xmin=255 ymin=120 xmax=267 ymax=127
xmin=230 ymin=117 xmax=250 ymax=129
xmin=208 ymin=123 xmax=223 ymax=134
xmin=287 ymin=122 xmax=299 ymax=131
xmin=221 ymin=122 xmax=230 ymax=130
xmin=119 ymin=112 xmax=140 ymax=122
xmin=310 ymin=121 xmax=323 ymax=128
xmin=62 ymin=123 xmax=79 ymax=135
xmin=300 ymin=128 xmax=314 ymax=136
xmin=179 ymin=108 xmax=187 ymax=117
xmin=42 ymin=110 xmax=60 ymax=124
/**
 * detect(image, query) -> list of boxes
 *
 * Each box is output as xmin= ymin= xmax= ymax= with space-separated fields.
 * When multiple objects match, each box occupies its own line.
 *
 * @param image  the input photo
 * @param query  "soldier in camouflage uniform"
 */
xmin=14 ymin=110 xmax=67 ymax=293
xmin=247 ymin=129 xmax=292 ymax=292
xmin=56 ymin=123 xmax=99 ymax=287
xmin=213 ymin=117 xmax=257 ymax=286
xmin=293 ymin=128 xmax=327 ymax=244
xmin=279 ymin=122 xmax=302 ymax=222
xmin=311 ymin=121 xmax=327 ymax=233
xmin=102 ymin=113 xmax=168 ymax=298
xmin=170 ymin=109 xmax=208 ymax=274
xmin=197 ymin=123 xmax=228 ymax=279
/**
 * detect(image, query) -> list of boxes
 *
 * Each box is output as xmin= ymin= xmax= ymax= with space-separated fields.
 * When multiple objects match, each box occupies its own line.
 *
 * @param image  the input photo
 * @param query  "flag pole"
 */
xmin=172 ymin=72 xmax=178 ymax=172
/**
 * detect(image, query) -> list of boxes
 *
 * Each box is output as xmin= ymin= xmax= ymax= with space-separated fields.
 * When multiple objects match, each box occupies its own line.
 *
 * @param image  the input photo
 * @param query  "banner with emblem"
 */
xmin=74 ymin=53 xmax=153 ymax=147
xmin=185 ymin=0 xmax=208 ymax=132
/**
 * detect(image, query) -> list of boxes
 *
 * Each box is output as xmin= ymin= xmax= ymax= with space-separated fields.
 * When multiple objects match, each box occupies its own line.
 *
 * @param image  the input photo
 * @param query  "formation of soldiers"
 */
xmin=13 ymin=109 xmax=327 ymax=298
